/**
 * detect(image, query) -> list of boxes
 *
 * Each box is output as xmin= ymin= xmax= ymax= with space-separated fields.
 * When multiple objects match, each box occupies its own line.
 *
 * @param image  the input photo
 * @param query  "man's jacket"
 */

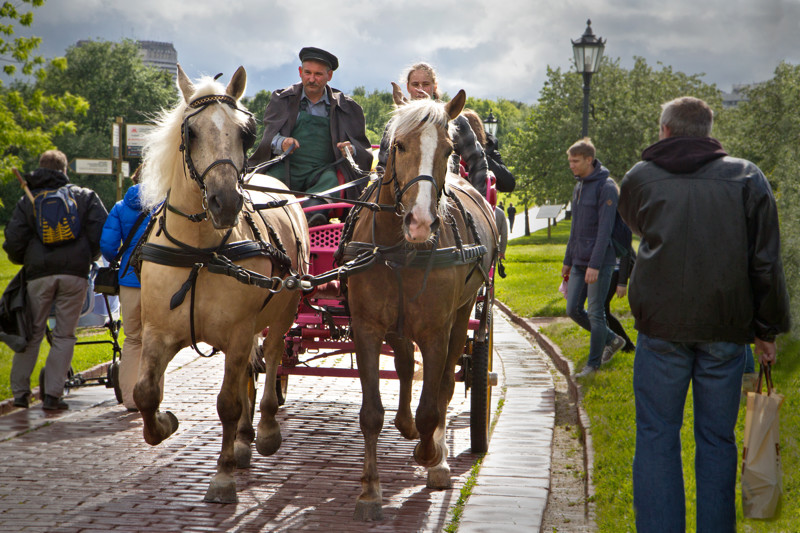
xmin=248 ymin=83 xmax=372 ymax=199
xmin=564 ymin=160 xmax=617 ymax=270
xmin=3 ymin=168 xmax=108 ymax=281
xmin=619 ymin=136 xmax=790 ymax=343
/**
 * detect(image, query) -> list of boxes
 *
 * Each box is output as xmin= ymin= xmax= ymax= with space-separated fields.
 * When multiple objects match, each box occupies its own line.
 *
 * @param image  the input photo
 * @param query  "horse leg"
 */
xmin=386 ymin=333 xmax=419 ymax=440
xmin=234 ymin=338 xmax=259 ymax=469
xmin=412 ymin=334 xmax=449 ymax=470
xmin=134 ymin=330 xmax=180 ymax=446
xmin=204 ymin=332 xmax=251 ymax=504
xmin=427 ymin=304 xmax=473 ymax=489
xmin=255 ymin=325 xmax=286 ymax=456
xmin=352 ymin=324 xmax=386 ymax=521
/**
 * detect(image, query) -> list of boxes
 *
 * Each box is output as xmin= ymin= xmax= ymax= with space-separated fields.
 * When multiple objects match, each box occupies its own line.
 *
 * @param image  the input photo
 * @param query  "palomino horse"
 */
xmin=341 ymin=87 xmax=498 ymax=520
xmin=135 ymin=65 xmax=309 ymax=503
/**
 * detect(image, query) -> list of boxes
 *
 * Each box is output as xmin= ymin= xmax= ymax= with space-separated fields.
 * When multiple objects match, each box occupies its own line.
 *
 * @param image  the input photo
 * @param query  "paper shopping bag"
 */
xmin=741 ymin=365 xmax=784 ymax=519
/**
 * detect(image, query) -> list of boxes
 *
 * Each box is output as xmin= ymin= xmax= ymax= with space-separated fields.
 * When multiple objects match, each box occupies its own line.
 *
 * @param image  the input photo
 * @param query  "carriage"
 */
xmin=132 ymin=66 xmax=500 ymax=519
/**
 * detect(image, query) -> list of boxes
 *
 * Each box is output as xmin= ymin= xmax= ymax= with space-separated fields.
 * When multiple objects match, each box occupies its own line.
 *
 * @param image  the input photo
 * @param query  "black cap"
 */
xmin=299 ymin=47 xmax=338 ymax=71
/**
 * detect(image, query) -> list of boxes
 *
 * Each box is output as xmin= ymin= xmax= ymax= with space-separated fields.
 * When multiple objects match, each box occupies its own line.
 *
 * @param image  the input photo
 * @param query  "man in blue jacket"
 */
xmin=562 ymin=138 xmax=626 ymax=378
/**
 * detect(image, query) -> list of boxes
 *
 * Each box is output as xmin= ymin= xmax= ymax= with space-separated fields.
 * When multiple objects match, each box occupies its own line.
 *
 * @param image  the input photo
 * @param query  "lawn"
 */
xmin=0 ymin=233 xmax=122 ymax=403
xmin=496 ymin=218 xmax=799 ymax=533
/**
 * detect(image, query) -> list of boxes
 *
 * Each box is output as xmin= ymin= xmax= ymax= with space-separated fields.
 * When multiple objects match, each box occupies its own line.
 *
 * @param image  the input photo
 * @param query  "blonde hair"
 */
xmin=566 ymin=137 xmax=596 ymax=159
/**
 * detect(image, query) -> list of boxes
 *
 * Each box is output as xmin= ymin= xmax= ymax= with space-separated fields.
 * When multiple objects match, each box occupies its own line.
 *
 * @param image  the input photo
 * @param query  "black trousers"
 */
xmin=605 ymin=270 xmax=634 ymax=350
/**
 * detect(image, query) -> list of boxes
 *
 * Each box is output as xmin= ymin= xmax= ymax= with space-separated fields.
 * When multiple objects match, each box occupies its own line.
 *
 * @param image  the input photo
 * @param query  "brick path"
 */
xmin=0 ymin=312 xmax=554 ymax=532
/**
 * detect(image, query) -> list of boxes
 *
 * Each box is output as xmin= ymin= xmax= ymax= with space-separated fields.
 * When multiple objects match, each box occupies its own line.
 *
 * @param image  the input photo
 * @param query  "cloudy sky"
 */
xmin=12 ymin=0 xmax=800 ymax=104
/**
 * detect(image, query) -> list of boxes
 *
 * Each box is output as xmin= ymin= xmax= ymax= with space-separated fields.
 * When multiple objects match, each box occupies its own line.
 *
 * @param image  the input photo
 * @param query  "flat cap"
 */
xmin=299 ymin=47 xmax=338 ymax=71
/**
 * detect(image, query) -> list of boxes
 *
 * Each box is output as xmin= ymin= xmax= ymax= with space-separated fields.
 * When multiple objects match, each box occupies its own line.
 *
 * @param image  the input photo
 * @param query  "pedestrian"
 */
xmin=248 ymin=47 xmax=373 ymax=226
xmin=506 ymin=203 xmax=516 ymax=231
xmin=4 ymin=149 xmax=108 ymax=410
xmin=563 ymin=138 xmax=626 ymax=378
xmin=99 ymin=172 xmax=161 ymax=411
xmin=618 ymin=96 xmax=790 ymax=532
xmin=602 ymin=253 xmax=636 ymax=357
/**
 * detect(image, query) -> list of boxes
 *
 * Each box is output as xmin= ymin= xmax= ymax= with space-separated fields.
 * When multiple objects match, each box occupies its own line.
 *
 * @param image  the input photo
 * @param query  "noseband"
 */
xmin=179 ymin=94 xmax=257 ymax=205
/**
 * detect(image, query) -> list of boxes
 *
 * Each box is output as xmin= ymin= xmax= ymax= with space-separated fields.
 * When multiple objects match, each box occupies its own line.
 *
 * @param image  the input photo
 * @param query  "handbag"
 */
xmin=94 ymin=212 xmax=148 ymax=296
xmin=741 ymin=363 xmax=784 ymax=519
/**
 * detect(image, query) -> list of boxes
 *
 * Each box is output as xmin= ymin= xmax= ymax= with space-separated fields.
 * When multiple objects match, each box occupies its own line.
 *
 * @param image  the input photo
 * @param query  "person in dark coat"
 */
xmin=506 ymin=203 xmax=516 ymax=231
xmin=248 ymin=47 xmax=372 ymax=226
xmin=3 ymin=150 xmax=107 ymax=410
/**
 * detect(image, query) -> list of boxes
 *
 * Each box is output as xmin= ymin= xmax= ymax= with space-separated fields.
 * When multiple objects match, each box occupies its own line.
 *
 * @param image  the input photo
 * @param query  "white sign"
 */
xmin=126 ymin=123 xmax=156 ymax=157
xmin=112 ymin=123 xmax=120 ymax=159
xmin=71 ymin=158 xmax=114 ymax=175
xmin=121 ymin=161 xmax=130 ymax=178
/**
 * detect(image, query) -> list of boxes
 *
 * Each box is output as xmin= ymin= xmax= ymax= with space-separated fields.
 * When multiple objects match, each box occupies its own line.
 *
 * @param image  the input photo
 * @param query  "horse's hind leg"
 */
xmin=256 ymin=316 xmax=291 ymax=456
xmin=386 ymin=333 xmax=419 ymax=440
xmin=134 ymin=329 xmax=180 ymax=446
xmin=204 ymin=331 xmax=251 ymax=504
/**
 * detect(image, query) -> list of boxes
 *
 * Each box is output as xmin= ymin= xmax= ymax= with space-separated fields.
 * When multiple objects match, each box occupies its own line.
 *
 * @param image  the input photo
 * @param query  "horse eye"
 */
xmin=395 ymin=142 xmax=406 ymax=153
xmin=187 ymin=125 xmax=197 ymax=140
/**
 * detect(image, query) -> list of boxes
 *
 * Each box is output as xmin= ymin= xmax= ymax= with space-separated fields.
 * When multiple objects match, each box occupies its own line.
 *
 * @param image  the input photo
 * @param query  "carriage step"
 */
xmin=489 ymin=372 xmax=498 ymax=387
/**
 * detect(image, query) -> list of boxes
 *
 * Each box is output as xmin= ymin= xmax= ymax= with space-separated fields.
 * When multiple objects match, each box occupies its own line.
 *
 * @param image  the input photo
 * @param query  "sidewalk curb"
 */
xmin=494 ymin=299 xmax=597 ymax=519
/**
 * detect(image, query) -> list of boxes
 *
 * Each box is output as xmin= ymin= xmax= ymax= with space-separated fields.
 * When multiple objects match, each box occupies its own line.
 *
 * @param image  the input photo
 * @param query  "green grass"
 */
xmin=496 ymin=220 xmax=799 ymax=532
xmin=0 ymin=231 xmax=122 ymax=402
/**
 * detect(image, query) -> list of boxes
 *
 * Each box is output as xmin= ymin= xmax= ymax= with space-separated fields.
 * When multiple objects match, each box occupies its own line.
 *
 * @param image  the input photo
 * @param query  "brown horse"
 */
xmin=135 ymin=65 xmax=309 ymax=503
xmin=342 ymin=87 xmax=498 ymax=520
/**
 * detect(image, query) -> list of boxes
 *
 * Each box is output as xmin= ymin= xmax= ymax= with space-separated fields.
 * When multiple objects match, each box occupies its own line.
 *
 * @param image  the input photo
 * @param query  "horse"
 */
xmin=340 ymin=86 xmax=498 ymax=521
xmin=135 ymin=65 xmax=309 ymax=503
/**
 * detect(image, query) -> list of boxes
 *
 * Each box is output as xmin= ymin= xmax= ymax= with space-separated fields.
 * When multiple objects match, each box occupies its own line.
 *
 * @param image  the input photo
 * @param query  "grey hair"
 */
xmin=660 ymin=96 xmax=713 ymax=138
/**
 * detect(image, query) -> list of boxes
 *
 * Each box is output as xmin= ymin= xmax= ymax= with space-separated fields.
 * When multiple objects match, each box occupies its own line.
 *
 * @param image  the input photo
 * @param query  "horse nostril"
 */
xmin=208 ymin=194 xmax=221 ymax=212
xmin=404 ymin=212 xmax=414 ymax=227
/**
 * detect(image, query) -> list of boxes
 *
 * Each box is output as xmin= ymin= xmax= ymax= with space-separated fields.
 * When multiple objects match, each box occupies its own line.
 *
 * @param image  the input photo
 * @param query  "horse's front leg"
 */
xmin=204 ymin=332 xmax=251 ymax=504
xmin=413 ymin=332 xmax=451 ymax=471
xmin=386 ymin=333 xmax=419 ymax=440
xmin=255 ymin=322 xmax=288 ymax=456
xmin=134 ymin=327 xmax=180 ymax=446
xmin=233 ymin=337 xmax=260 ymax=469
xmin=352 ymin=322 xmax=386 ymax=521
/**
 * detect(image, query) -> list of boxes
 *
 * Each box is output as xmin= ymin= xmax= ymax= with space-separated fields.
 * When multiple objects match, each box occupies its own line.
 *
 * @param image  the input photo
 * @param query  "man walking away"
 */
xmin=619 ymin=97 xmax=790 ymax=532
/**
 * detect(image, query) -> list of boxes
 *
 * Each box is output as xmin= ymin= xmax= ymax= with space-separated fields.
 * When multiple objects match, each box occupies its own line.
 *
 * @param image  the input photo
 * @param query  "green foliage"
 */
xmin=1 ymin=0 xmax=88 ymax=198
xmin=240 ymin=89 xmax=271 ymax=156
xmin=505 ymin=57 xmax=722 ymax=207
xmin=350 ymin=86 xmax=394 ymax=145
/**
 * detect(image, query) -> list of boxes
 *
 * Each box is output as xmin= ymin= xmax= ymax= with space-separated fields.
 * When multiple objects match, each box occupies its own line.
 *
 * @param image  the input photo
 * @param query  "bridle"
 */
xmin=384 ymin=140 xmax=445 ymax=235
xmin=178 ymin=94 xmax=257 ymax=214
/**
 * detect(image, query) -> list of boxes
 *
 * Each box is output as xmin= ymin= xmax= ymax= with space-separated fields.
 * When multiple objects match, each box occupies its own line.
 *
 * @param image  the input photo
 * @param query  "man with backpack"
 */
xmin=562 ymin=138 xmax=626 ymax=378
xmin=3 ymin=150 xmax=108 ymax=410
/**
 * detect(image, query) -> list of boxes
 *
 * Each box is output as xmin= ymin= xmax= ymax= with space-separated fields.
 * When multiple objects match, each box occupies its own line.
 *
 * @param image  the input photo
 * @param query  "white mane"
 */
xmin=139 ymin=75 xmax=248 ymax=210
xmin=387 ymin=98 xmax=453 ymax=145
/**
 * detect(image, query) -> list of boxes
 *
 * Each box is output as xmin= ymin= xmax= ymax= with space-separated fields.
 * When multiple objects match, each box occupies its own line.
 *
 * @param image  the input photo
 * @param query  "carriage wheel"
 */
xmin=470 ymin=305 xmax=493 ymax=454
xmin=108 ymin=361 xmax=123 ymax=404
xmin=276 ymin=375 xmax=288 ymax=406
xmin=38 ymin=366 xmax=76 ymax=397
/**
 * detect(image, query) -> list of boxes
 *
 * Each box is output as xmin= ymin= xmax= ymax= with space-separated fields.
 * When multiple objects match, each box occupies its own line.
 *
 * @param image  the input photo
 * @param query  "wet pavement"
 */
xmin=0 ymin=311 xmax=556 ymax=532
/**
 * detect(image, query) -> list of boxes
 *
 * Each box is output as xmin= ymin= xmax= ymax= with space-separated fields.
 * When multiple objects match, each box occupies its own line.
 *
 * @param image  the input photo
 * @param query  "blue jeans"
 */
xmin=566 ymin=264 xmax=616 ymax=368
xmin=633 ymin=333 xmax=744 ymax=533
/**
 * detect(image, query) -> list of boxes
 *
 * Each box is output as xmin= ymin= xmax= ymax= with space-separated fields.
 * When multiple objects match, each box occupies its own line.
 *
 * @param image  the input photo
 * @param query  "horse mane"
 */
xmin=387 ymin=98 xmax=455 ymax=145
xmin=139 ymin=75 xmax=248 ymax=210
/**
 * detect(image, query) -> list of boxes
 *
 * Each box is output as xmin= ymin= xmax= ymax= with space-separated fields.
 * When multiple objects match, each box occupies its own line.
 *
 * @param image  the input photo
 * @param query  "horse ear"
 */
xmin=177 ymin=64 xmax=194 ymax=103
xmin=445 ymin=90 xmax=466 ymax=120
xmin=391 ymin=82 xmax=408 ymax=106
xmin=226 ymin=66 xmax=247 ymax=100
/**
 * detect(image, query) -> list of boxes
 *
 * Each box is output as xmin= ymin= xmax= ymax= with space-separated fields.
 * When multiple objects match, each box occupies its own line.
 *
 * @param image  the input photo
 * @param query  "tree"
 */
xmin=32 ymin=39 xmax=177 ymax=210
xmin=505 ymin=57 xmax=721 ymax=207
xmin=350 ymin=86 xmax=394 ymax=145
xmin=1 ymin=0 xmax=88 ymax=211
xmin=240 ymin=89 xmax=271 ymax=156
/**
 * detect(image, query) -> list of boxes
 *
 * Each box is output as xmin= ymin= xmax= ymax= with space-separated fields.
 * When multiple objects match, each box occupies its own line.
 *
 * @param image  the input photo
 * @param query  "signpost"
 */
xmin=536 ymin=204 xmax=565 ymax=239
xmin=125 ymin=123 xmax=156 ymax=158
xmin=69 ymin=159 xmax=114 ymax=175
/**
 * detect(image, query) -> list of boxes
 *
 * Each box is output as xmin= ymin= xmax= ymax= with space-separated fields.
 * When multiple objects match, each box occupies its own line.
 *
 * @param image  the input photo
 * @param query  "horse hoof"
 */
xmin=413 ymin=440 xmax=444 ymax=468
xmin=204 ymin=476 xmax=237 ymax=504
xmin=426 ymin=464 xmax=452 ymax=489
xmin=354 ymin=500 xmax=383 ymax=521
xmin=142 ymin=410 xmax=180 ymax=446
xmin=393 ymin=417 xmax=419 ymax=440
xmin=163 ymin=411 xmax=179 ymax=434
xmin=256 ymin=419 xmax=282 ymax=456
xmin=234 ymin=440 xmax=252 ymax=469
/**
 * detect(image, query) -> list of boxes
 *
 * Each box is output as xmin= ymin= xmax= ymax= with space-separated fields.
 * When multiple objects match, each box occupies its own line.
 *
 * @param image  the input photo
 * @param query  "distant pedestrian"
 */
xmin=4 ymin=150 xmax=108 ymax=410
xmin=506 ymin=203 xmax=516 ymax=231
xmin=619 ymin=96 xmax=790 ymax=532
xmin=563 ymin=138 xmax=627 ymax=379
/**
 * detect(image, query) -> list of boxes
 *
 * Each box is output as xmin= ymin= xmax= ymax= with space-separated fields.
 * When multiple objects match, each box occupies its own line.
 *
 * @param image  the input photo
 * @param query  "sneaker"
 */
xmin=42 ymin=394 xmax=69 ymax=411
xmin=13 ymin=393 xmax=31 ymax=409
xmin=575 ymin=365 xmax=597 ymax=379
xmin=602 ymin=335 xmax=626 ymax=365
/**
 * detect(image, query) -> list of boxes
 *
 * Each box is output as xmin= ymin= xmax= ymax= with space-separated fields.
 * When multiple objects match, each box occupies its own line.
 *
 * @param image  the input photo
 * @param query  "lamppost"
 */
xmin=572 ymin=19 xmax=606 ymax=137
xmin=484 ymin=111 xmax=498 ymax=137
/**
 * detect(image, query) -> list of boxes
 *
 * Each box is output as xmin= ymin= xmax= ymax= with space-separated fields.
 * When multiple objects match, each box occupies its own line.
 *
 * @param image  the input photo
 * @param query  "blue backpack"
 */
xmin=33 ymin=186 xmax=82 ymax=246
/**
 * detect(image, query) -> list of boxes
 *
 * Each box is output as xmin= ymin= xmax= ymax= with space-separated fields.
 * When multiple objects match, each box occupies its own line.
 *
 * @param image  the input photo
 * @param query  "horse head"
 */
xmin=387 ymin=85 xmax=466 ymax=244
xmin=175 ymin=64 xmax=256 ymax=229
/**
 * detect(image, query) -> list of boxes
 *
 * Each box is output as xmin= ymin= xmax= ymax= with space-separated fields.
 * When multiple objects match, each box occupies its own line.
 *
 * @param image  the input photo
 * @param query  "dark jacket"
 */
xmin=485 ymin=133 xmax=516 ymax=192
xmin=377 ymin=114 xmax=490 ymax=196
xmin=100 ymin=184 xmax=151 ymax=288
xmin=3 ymin=168 xmax=108 ymax=281
xmin=564 ymin=160 xmax=617 ymax=270
xmin=0 ymin=269 xmax=31 ymax=352
xmin=248 ymin=83 xmax=373 ymax=199
xmin=619 ymin=136 xmax=790 ymax=343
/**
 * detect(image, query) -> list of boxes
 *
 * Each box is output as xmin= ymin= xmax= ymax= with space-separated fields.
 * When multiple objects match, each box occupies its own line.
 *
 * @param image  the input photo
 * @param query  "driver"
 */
xmin=248 ymin=47 xmax=373 ymax=225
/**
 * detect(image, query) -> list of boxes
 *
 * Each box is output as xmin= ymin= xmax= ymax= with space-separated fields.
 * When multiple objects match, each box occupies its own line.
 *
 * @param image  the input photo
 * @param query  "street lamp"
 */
xmin=484 ymin=111 xmax=498 ymax=137
xmin=572 ymin=19 xmax=606 ymax=137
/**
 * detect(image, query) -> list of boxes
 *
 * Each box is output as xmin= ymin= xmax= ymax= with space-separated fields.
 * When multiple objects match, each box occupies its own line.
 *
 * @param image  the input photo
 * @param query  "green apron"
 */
xmin=269 ymin=109 xmax=339 ymax=194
